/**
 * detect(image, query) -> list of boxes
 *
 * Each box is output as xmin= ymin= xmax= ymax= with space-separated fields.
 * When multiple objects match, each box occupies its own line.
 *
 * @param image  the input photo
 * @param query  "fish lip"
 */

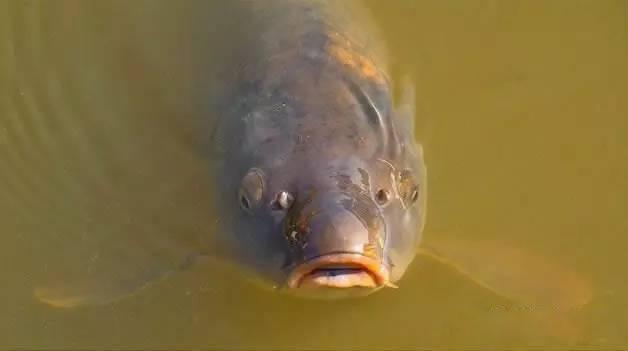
xmin=287 ymin=253 xmax=390 ymax=289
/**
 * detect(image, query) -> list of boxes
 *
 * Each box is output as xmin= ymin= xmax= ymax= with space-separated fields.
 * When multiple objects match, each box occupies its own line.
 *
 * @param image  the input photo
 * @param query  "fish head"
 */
xmin=210 ymin=49 xmax=426 ymax=298
xmin=223 ymin=142 xmax=425 ymax=298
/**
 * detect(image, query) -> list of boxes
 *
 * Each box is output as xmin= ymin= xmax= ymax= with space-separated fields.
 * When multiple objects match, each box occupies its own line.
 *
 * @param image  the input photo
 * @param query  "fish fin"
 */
xmin=31 ymin=146 xmax=222 ymax=309
xmin=416 ymin=246 xmax=509 ymax=301
xmin=35 ymin=278 xmax=156 ymax=308
xmin=35 ymin=253 xmax=210 ymax=308
xmin=419 ymin=237 xmax=594 ymax=310
xmin=418 ymin=238 xmax=594 ymax=341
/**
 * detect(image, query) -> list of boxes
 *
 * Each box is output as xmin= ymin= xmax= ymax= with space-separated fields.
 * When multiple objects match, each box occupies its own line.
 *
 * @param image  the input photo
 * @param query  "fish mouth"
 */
xmin=287 ymin=253 xmax=391 ymax=290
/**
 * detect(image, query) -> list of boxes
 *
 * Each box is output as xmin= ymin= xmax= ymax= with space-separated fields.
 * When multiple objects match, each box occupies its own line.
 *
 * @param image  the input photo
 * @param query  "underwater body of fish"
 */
xmin=35 ymin=0 xmax=426 ymax=306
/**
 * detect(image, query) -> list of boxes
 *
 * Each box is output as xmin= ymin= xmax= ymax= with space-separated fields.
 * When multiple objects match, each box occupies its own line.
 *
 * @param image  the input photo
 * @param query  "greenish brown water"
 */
xmin=1 ymin=0 xmax=626 ymax=349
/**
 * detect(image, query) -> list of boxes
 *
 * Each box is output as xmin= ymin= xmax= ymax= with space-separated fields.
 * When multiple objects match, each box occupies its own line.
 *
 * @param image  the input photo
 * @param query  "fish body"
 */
xmin=205 ymin=0 xmax=426 ymax=298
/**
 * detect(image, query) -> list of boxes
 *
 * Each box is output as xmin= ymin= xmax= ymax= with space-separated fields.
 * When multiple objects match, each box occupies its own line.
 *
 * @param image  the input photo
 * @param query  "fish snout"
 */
xmin=284 ymin=193 xmax=391 ymax=293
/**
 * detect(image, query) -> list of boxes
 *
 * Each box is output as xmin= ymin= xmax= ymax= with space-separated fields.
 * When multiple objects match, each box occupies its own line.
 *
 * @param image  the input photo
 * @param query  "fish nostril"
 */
xmin=410 ymin=187 xmax=419 ymax=202
xmin=375 ymin=188 xmax=390 ymax=206
xmin=240 ymin=195 xmax=251 ymax=211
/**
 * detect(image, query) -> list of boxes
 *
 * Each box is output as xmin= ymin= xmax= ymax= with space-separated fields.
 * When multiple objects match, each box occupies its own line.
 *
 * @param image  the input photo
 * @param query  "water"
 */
xmin=1 ymin=0 xmax=626 ymax=348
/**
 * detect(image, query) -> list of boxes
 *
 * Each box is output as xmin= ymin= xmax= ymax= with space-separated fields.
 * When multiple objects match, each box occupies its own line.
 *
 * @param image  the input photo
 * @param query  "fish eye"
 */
xmin=275 ymin=191 xmax=295 ymax=210
xmin=238 ymin=168 xmax=264 ymax=214
xmin=375 ymin=188 xmax=390 ymax=206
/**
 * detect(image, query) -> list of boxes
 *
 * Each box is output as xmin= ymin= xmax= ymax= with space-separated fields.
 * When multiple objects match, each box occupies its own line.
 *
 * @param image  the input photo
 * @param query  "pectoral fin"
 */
xmin=35 ymin=253 xmax=210 ymax=308
xmin=418 ymin=237 xmax=593 ymax=311
xmin=417 ymin=237 xmax=594 ymax=341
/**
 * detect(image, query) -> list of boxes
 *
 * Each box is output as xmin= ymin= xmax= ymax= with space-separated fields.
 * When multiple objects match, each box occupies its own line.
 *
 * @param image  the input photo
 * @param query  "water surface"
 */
xmin=1 ymin=0 xmax=626 ymax=348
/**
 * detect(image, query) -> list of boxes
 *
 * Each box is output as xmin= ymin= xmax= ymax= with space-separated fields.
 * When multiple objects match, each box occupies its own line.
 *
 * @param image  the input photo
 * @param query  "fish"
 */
xmin=192 ymin=0 xmax=427 ymax=300
xmin=36 ymin=0 xmax=427 ymax=305
xmin=35 ymin=0 xmax=593 ymax=316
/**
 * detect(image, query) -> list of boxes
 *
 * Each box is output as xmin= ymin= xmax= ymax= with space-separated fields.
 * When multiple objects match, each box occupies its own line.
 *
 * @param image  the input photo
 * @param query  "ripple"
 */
xmin=0 ymin=1 xmax=216 ymax=293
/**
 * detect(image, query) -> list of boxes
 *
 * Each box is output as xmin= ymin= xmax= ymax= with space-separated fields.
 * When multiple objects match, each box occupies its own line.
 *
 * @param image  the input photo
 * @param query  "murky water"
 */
xmin=1 ymin=0 xmax=626 ymax=349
